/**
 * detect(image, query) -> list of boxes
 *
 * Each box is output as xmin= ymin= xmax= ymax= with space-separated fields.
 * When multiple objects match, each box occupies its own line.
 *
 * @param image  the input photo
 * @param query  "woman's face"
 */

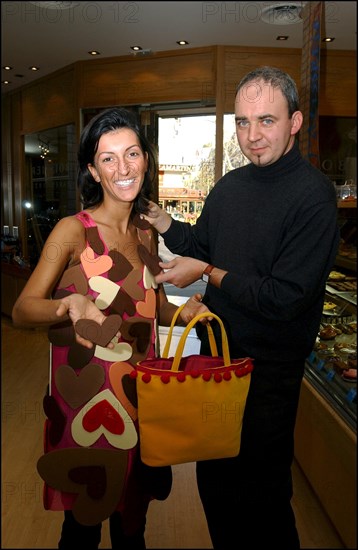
xmin=88 ymin=128 xmax=148 ymax=204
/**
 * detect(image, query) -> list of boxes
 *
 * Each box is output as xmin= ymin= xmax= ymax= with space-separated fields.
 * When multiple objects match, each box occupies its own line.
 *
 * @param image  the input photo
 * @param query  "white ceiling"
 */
xmin=1 ymin=1 xmax=357 ymax=94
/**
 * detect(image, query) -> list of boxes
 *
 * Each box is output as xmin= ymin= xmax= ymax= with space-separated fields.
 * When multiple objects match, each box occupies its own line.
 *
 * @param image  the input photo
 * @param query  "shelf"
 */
xmin=337 ymin=199 xmax=356 ymax=208
xmin=335 ymin=255 xmax=357 ymax=272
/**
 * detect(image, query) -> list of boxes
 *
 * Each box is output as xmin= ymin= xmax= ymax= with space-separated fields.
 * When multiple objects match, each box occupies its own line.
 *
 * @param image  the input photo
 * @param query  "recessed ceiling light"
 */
xmin=29 ymin=66 xmax=39 ymax=71
xmin=277 ymin=35 xmax=289 ymax=41
xmin=177 ymin=41 xmax=189 ymax=45
xmin=2 ymin=80 xmax=11 ymax=85
xmin=322 ymin=37 xmax=335 ymax=43
xmin=88 ymin=51 xmax=100 ymax=56
xmin=131 ymin=46 xmax=142 ymax=51
xmin=3 ymin=66 xmax=13 ymax=70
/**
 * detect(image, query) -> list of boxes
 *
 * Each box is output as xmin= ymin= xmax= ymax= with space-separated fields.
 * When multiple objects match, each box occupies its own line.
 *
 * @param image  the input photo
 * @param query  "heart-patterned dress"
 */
xmin=37 ymin=211 xmax=171 ymax=532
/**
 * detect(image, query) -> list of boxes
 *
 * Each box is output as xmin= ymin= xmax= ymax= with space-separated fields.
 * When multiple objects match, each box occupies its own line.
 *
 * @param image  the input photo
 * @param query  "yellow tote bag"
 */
xmin=130 ymin=306 xmax=253 ymax=467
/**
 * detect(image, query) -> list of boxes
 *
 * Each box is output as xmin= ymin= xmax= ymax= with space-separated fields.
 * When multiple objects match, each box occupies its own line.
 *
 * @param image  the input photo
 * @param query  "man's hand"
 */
xmin=140 ymin=201 xmax=173 ymax=234
xmin=155 ymin=257 xmax=208 ymax=288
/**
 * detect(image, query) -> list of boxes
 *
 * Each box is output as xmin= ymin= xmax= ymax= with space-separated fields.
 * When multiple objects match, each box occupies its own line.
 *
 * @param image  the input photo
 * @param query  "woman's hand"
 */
xmin=179 ymin=293 xmax=212 ymax=324
xmin=56 ymin=294 xmax=118 ymax=349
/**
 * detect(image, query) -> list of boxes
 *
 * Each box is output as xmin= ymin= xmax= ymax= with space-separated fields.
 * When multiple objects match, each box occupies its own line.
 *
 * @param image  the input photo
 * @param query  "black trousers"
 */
xmin=58 ymin=510 xmax=146 ymax=550
xmin=196 ymin=353 xmax=304 ymax=550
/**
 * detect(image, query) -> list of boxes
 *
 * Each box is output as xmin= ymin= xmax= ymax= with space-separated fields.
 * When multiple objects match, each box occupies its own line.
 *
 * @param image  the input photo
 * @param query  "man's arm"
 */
xmin=155 ymin=257 xmax=228 ymax=289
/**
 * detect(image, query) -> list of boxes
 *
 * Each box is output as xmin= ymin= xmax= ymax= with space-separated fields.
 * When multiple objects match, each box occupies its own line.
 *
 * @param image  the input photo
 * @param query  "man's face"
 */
xmin=234 ymin=79 xmax=302 ymax=167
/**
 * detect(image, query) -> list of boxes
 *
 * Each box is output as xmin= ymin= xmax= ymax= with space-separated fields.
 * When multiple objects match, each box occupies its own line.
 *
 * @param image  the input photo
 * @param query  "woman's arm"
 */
xmin=157 ymin=286 xmax=211 ymax=327
xmin=12 ymin=217 xmax=111 ymax=348
xmin=12 ymin=217 xmax=78 ymax=326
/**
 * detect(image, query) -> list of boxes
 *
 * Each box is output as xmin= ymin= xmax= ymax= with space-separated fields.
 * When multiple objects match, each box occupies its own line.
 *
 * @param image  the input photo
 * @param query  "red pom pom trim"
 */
xmin=202 ymin=371 xmax=212 ymax=382
xmin=161 ymin=373 xmax=171 ymax=384
xmin=214 ymin=373 xmax=222 ymax=383
xmin=176 ymin=372 xmax=186 ymax=382
xmin=223 ymin=371 xmax=231 ymax=381
xmin=129 ymin=370 xmax=138 ymax=379
xmin=190 ymin=369 xmax=200 ymax=378
xmin=142 ymin=373 xmax=151 ymax=383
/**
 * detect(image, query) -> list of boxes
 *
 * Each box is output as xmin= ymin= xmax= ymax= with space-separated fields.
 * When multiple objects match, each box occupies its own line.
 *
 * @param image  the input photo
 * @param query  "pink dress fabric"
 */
xmin=39 ymin=211 xmax=161 ymax=531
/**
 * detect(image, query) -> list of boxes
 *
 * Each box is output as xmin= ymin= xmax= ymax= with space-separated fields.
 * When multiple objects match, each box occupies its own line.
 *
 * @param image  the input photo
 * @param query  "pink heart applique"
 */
xmin=81 ymin=247 xmax=113 ymax=278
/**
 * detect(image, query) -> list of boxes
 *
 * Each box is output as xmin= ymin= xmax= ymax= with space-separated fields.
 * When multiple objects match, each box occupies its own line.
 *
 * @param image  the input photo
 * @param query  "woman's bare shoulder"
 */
xmin=43 ymin=215 xmax=86 ymax=257
xmin=50 ymin=215 xmax=85 ymax=237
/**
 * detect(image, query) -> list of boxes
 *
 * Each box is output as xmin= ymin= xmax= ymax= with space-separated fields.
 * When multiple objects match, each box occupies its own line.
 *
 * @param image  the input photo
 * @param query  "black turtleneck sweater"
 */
xmin=162 ymin=143 xmax=340 ymax=361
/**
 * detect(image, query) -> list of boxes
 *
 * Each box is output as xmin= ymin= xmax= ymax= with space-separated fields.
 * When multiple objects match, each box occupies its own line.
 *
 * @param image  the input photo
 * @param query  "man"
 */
xmin=142 ymin=66 xmax=339 ymax=549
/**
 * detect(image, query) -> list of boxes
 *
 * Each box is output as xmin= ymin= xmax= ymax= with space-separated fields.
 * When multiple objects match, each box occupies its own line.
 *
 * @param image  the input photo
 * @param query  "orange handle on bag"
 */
xmin=162 ymin=303 xmax=218 ymax=359
xmin=163 ymin=304 xmax=231 ymax=371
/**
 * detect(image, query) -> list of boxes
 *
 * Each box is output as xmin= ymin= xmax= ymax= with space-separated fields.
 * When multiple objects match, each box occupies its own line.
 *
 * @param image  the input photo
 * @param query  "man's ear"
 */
xmin=291 ymin=111 xmax=303 ymax=135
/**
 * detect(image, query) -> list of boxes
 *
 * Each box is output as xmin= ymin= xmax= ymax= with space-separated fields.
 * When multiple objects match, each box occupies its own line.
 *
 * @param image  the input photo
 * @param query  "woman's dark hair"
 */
xmin=77 ymin=107 xmax=157 ymax=214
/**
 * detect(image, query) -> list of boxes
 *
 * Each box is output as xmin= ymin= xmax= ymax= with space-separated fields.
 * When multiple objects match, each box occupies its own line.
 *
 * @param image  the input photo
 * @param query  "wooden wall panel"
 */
xmin=222 ymin=46 xmax=356 ymax=117
xmin=223 ymin=46 xmax=301 ymax=113
xmin=76 ymin=48 xmax=215 ymax=108
xmin=319 ymin=50 xmax=357 ymax=116
xmin=21 ymin=67 xmax=75 ymax=134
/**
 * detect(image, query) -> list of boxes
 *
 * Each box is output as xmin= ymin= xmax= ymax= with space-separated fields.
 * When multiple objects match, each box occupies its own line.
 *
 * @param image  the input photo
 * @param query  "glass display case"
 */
xmin=23 ymin=124 xmax=77 ymax=268
xmin=305 ymin=202 xmax=357 ymax=433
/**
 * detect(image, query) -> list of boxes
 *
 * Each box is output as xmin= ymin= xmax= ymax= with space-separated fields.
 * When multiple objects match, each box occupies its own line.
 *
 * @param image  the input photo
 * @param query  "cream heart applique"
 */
xmin=94 ymin=339 xmax=132 ymax=362
xmin=71 ymin=389 xmax=138 ymax=449
xmin=89 ymin=276 xmax=119 ymax=310
xmin=81 ymin=247 xmax=113 ymax=278
xmin=143 ymin=265 xmax=158 ymax=290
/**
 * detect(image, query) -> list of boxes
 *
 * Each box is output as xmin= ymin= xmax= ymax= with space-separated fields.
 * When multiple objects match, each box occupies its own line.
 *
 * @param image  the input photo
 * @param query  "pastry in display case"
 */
xmin=306 ymin=284 xmax=357 ymax=431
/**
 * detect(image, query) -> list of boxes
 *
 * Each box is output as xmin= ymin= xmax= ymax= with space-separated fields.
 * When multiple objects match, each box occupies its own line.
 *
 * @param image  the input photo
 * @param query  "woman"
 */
xmin=12 ymin=107 xmax=208 ymax=549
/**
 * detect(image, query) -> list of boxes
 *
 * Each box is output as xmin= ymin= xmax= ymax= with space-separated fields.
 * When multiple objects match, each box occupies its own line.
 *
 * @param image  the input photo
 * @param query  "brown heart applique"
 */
xmin=137 ymin=228 xmax=152 ymax=252
xmin=120 ymin=318 xmax=152 ymax=365
xmin=69 ymin=465 xmax=106 ymax=499
xmin=122 ymin=374 xmax=138 ymax=409
xmin=67 ymin=341 xmax=95 ymax=369
xmin=137 ymin=244 xmax=162 ymax=276
xmin=121 ymin=269 xmax=145 ymax=301
xmin=75 ymin=314 xmax=122 ymax=347
xmin=57 ymin=263 xmax=89 ymax=295
xmin=43 ymin=395 xmax=66 ymax=447
xmin=109 ymin=288 xmax=136 ymax=317
xmin=55 ymin=363 xmax=105 ymax=409
xmin=86 ymin=226 xmax=105 ymax=256
xmin=132 ymin=212 xmax=151 ymax=230
xmin=37 ymin=448 xmax=128 ymax=526
xmin=48 ymin=320 xmax=76 ymax=347
xmin=108 ymin=250 xmax=133 ymax=282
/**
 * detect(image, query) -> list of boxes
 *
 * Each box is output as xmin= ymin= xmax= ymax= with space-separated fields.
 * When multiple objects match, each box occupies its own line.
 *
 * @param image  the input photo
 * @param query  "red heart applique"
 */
xmin=82 ymin=399 xmax=125 ymax=435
